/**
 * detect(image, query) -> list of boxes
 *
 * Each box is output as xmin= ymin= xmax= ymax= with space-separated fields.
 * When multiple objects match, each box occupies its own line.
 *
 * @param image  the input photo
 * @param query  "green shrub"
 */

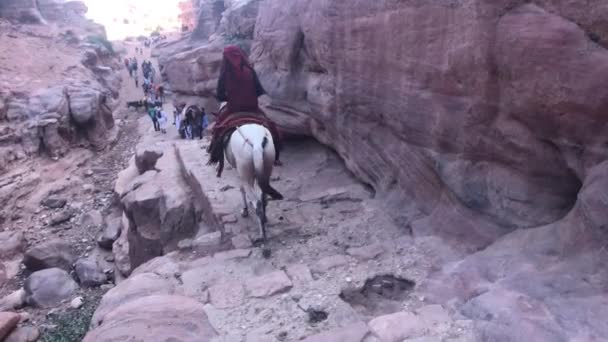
xmin=39 ymin=294 xmax=102 ymax=342
xmin=86 ymin=35 xmax=115 ymax=54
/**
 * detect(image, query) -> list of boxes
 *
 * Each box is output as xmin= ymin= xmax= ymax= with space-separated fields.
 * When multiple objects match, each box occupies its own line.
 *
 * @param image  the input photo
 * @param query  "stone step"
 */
xmin=175 ymin=139 xmax=249 ymax=239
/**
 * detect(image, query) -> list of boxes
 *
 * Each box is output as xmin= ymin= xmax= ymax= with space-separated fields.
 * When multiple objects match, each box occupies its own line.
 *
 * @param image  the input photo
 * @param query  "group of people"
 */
xmin=141 ymin=60 xmax=161 ymax=99
xmin=174 ymin=104 xmax=208 ymax=140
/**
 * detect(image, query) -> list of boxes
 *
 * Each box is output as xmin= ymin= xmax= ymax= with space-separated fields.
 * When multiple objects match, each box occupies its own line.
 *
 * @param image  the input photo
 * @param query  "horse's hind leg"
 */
xmin=256 ymin=194 xmax=271 ymax=258
xmin=240 ymin=186 xmax=249 ymax=218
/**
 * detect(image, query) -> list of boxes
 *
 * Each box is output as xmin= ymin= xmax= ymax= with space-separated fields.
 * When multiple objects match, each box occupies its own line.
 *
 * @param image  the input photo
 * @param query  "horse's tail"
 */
xmin=253 ymin=136 xmax=283 ymax=200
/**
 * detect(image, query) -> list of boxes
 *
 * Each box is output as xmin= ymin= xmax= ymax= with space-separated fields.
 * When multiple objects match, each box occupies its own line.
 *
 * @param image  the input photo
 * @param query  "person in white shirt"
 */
xmin=156 ymin=107 xmax=168 ymax=134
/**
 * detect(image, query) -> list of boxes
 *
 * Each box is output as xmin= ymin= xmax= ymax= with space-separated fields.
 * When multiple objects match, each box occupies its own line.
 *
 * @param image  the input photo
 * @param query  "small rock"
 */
xmin=246 ymin=271 xmax=293 ymax=298
xmin=49 ymin=209 xmax=73 ymax=226
xmin=368 ymin=311 xmax=427 ymax=342
xmin=84 ymin=170 xmax=94 ymax=177
xmin=83 ymin=184 xmax=95 ymax=193
xmin=104 ymin=255 xmax=115 ymax=262
xmin=96 ymin=215 xmax=121 ymax=250
xmin=4 ymin=326 xmax=40 ymax=342
xmin=0 ymin=231 xmax=26 ymax=258
xmin=18 ymin=312 xmax=30 ymax=323
xmin=0 ymin=289 xmax=26 ymax=311
xmin=0 ymin=312 xmax=20 ymax=340
xmin=41 ymin=196 xmax=67 ymax=209
xmin=23 ymin=239 xmax=76 ymax=271
xmin=75 ymin=258 xmax=107 ymax=287
xmin=70 ymin=202 xmax=84 ymax=211
xmin=70 ymin=296 xmax=84 ymax=309
xmin=24 ymin=268 xmax=78 ymax=308
xmin=80 ymin=210 xmax=103 ymax=228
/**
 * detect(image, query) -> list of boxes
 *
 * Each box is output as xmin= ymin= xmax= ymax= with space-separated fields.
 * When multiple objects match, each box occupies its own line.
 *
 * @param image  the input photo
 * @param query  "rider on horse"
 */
xmin=208 ymin=45 xmax=282 ymax=176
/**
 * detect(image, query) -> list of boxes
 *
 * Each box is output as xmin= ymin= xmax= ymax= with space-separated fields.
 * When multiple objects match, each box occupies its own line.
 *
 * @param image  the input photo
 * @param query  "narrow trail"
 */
xmin=83 ymin=42 xmax=477 ymax=340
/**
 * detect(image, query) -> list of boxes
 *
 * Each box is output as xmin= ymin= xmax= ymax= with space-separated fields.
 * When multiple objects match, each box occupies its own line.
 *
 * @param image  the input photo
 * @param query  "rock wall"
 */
xmin=252 ymin=0 xmax=608 ymax=230
xmin=0 ymin=4 xmax=121 ymax=170
xmin=162 ymin=0 xmax=608 ymax=231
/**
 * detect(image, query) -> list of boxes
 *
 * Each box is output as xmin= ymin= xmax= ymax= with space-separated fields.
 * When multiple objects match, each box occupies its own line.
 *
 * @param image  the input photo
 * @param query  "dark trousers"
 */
xmin=152 ymin=119 xmax=160 ymax=131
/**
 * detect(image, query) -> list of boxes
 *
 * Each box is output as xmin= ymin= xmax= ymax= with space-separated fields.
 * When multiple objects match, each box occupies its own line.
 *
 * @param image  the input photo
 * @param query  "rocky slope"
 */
xmin=151 ymin=0 xmax=608 ymax=340
xmin=0 ymin=0 xmax=122 ymax=219
xmin=0 ymin=1 xmax=133 ymax=339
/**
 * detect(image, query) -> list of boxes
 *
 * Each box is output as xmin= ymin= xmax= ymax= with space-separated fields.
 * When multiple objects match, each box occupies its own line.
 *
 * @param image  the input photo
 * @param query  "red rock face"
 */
xmin=252 ymin=0 xmax=608 ymax=230
xmin=157 ymin=2 xmax=608 ymax=338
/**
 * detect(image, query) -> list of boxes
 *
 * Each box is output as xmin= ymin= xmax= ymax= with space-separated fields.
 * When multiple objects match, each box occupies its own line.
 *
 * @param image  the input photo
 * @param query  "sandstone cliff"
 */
xmin=156 ymin=0 xmax=608 ymax=340
xmin=0 ymin=0 xmax=121 ymax=171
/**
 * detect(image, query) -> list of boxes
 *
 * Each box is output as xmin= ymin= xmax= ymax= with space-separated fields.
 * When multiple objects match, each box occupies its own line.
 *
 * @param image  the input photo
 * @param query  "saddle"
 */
xmin=207 ymin=111 xmax=282 ymax=177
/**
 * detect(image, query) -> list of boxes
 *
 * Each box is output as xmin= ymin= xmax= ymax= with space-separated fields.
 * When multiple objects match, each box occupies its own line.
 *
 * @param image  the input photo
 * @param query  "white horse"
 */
xmin=224 ymin=123 xmax=283 ymax=258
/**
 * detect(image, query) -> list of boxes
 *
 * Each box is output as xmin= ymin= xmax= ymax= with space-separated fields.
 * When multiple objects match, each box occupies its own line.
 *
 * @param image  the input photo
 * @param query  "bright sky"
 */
xmin=82 ymin=0 xmax=182 ymax=40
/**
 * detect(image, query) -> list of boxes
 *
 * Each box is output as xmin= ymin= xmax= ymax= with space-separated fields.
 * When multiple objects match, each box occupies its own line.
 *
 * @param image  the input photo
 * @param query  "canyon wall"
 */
xmin=162 ymin=0 xmax=608 ymax=232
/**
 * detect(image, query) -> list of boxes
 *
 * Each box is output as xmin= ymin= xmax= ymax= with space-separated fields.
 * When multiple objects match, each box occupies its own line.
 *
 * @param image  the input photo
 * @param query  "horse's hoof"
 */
xmin=262 ymin=248 xmax=272 ymax=258
xmin=241 ymin=209 xmax=249 ymax=218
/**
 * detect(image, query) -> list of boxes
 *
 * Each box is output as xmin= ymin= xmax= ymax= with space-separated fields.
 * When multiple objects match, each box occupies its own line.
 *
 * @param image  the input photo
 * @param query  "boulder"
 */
xmin=74 ymin=258 xmax=107 ymax=287
xmin=49 ymin=209 xmax=73 ymax=226
xmin=0 ymin=289 xmax=26 ymax=311
xmin=119 ymin=147 xmax=198 ymax=272
xmin=4 ymin=326 xmax=40 ymax=342
xmin=0 ymin=312 xmax=19 ymax=341
xmin=97 ymin=214 xmax=122 ymax=250
xmin=24 ymin=268 xmax=78 ymax=308
xmin=111 ymin=219 xmax=131 ymax=276
xmin=83 ymin=295 xmax=218 ymax=342
xmin=67 ymin=87 xmax=100 ymax=125
xmin=0 ymin=231 xmax=26 ymax=258
xmin=91 ymin=273 xmax=178 ymax=328
xmin=23 ymin=239 xmax=76 ymax=271
xmin=134 ymin=143 xmax=164 ymax=173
